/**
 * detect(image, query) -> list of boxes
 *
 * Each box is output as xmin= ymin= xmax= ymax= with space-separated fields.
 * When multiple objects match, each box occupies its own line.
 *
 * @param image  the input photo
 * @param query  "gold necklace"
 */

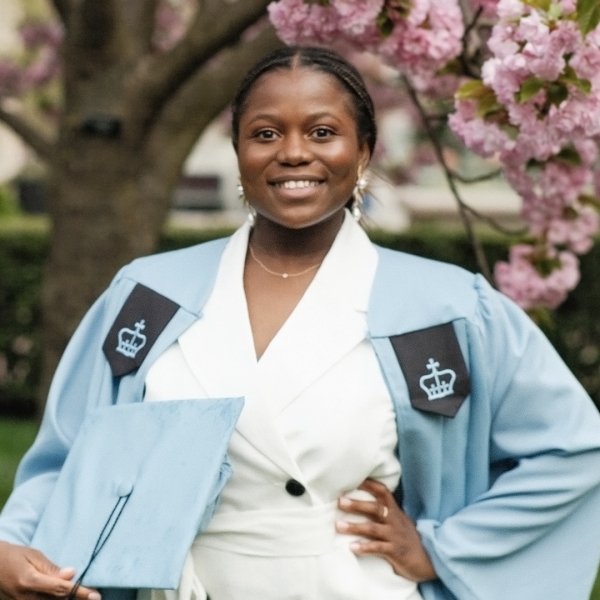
xmin=248 ymin=244 xmax=322 ymax=279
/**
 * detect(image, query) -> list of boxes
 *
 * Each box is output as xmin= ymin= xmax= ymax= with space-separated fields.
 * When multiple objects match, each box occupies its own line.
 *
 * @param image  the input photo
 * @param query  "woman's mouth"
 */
xmin=272 ymin=180 xmax=322 ymax=189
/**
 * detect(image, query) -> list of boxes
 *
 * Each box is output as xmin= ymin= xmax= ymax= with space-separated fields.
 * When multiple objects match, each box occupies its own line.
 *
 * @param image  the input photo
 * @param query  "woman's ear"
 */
xmin=358 ymin=141 xmax=370 ymax=173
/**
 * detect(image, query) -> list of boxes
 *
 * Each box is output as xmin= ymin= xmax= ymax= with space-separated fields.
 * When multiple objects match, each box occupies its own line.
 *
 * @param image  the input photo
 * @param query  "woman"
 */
xmin=0 ymin=46 xmax=599 ymax=600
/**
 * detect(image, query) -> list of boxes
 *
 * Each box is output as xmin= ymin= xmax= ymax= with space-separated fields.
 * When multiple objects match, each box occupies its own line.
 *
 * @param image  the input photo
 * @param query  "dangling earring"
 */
xmin=352 ymin=170 xmax=368 ymax=221
xmin=238 ymin=178 xmax=256 ymax=225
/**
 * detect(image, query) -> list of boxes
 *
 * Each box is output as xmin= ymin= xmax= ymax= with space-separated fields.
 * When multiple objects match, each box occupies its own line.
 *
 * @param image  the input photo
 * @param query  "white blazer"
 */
xmin=143 ymin=213 xmax=422 ymax=600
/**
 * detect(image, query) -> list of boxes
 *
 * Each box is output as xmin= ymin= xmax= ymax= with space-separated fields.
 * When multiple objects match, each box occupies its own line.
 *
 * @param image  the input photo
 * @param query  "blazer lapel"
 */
xmin=256 ymin=281 xmax=367 ymax=417
xmin=257 ymin=212 xmax=379 ymax=417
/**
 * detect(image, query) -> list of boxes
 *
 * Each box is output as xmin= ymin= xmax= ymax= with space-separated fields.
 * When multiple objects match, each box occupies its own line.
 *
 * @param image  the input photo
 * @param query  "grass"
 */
xmin=0 ymin=418 xmax=38 ymax=508
xmin=0 ymin=417 xmax=598 ymax=597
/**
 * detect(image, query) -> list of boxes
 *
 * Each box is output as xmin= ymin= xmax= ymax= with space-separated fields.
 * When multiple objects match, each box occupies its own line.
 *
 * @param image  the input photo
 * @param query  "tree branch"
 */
xmin=50 ymin=0 xmax=72 ymax=26
xmin=450 ymin=168 xmax=502 ymax=184
xmin=120 ymin=0 xmax=160 ymax=57
xmin=460 ymin=203 xmax=528 ymax=236
xmin=68 ymin=0 xmax=122 ymax=70
xmin=402 ymin=75 xmax=494 ymax=283
xmin=0 ymin=105 xmax=55 ymax=162
xmin=126 ymin=0 xmax=272 ymax=141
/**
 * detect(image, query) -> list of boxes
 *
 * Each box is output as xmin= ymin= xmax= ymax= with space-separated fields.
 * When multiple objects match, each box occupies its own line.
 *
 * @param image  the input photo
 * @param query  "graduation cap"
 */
xmin=30 ymin=397 xmax=243 ymax=590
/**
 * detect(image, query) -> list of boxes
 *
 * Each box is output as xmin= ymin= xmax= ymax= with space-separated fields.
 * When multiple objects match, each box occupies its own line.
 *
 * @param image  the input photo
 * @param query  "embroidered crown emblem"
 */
xmin=116 ymin=319 xmax=147 ymax=358
xmin=419 ymin=358 xmax=457 ymax=401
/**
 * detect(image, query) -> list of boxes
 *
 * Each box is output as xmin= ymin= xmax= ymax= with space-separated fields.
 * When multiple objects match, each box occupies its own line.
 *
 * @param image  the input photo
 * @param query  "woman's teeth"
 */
xmin=276 ymin=180 xmax=320 ymax=189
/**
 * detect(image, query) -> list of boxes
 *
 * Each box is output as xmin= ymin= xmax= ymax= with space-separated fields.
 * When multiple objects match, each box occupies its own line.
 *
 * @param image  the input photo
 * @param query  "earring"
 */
xmin=238 ymin=178 xmax=256 ymax=225
xmin=352 ymin=170 xmax=368 ymax=221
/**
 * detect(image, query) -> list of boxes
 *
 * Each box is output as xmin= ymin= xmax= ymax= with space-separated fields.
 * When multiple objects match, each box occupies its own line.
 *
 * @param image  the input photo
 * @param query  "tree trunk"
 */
xmin=39 ymin=136 xmax=176 ymax=410
xmin=33 ymin=2 xmax=280 ymax=410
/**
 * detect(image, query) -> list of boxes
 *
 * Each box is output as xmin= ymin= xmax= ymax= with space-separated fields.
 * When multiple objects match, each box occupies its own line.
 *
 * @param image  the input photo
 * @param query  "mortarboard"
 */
xmin=30 ymin=397 xmax=243 ymax=590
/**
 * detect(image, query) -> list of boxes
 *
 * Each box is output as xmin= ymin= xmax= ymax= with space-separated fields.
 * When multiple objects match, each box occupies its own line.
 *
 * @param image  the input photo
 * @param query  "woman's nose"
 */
xmin=276 ymin=132 xmax=312 ymax=165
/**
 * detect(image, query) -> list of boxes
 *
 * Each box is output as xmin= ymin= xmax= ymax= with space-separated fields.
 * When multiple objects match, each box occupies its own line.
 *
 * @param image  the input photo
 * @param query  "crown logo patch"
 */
xmin=116 ymin=319 xmax=147 ymax=358
xmin=419 ymin=358 xmax=457 ymax=401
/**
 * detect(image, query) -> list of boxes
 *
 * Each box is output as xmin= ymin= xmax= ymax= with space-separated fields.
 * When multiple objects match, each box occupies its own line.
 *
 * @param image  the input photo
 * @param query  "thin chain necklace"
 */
xmin=248 ymin=243 xmax=322 ymax=279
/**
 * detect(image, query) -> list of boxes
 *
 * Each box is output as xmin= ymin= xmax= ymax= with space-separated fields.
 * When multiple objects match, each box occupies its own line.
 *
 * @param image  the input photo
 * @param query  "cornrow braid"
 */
xmin=231 ymin=46 xmax=377 ymax=156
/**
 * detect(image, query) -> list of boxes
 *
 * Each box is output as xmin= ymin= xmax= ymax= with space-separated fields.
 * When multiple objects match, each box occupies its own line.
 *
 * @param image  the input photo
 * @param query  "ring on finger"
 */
xmin=381 ymin=506 xmax=389 ymax=520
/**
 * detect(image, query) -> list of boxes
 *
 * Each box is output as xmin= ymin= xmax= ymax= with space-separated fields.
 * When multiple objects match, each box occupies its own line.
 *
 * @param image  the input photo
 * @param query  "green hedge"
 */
xmin=1 ymin=223 xmax=599 ymax=416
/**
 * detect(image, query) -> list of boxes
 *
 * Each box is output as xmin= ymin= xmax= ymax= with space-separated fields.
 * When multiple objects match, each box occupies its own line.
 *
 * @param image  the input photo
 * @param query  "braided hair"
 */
xmin=231 ymin=46 xmax=377 ymax=156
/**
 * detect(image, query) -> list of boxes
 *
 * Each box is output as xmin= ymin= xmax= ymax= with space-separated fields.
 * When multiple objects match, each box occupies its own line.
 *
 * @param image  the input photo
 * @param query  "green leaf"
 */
xmin=455 ymin=80 xmax=503 ymax=117
xmin=304 ymin=0 xmax=331 ymax=5
xmin=555 ymin=145 xmax=583 ymax=165
xmin=577 ymin=0 xmax=600 ymax=36
xmin=435 ymin=58 xmax=462 ymax=77
xmin=500 ymin=123 xmax=520 ymax=139
xmin=546 ymin=81 xmax=569 ymax=106
xmin=526 ymin=158 xmax=545 ymax=171
xmin=476 ymin=94 xmax=504 ymax=118
xmin=578 ymin=193 xmax=600 ymax=211
xmin=572 ymin=77 xmax=592 ymax=94
xmin=559 ymin=65 xmax=592 ymax=94
xmin=526 ymin=306 xmax=554 ymax=328
xmin=534 ymin=255 xmax=563 ymax=276
xmin=563 ymin=205 xmax=580 ymax=219
xmin=516 ymin=76 xmax=545 ymax=103
xmin=522 ymin=0 xmax=552 ymax=11
xmin=389 ymin=0 xmax=413 ymax=18
xmin=456 ymin=80 xmax=488 ymax=100
xmin=376 ymin=9 xmax=395 ymax=38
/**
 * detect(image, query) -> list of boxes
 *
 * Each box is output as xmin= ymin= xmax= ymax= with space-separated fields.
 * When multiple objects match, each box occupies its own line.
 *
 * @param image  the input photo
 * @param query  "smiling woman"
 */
xmin=0 ymin=46 xmax=599 ymax=600
xmin=236 ymin=67 xmax=368 ymax=232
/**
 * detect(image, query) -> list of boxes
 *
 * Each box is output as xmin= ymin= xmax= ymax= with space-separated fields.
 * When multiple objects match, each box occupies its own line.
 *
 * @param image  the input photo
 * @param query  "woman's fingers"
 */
xmin=26 ymin=571 xmax=99 ymax=600
xmin=0 ymin=542 xmax=101 ymax=600
xmin=336 ymin=479 xmax=437 ymax=582
xmin=335 ymin=515 xmax=386 ymax=539
xmin=357 ymin=478 xmax=393 ymax=503
xmin=338 ymin=496 xmax=387 ymax=522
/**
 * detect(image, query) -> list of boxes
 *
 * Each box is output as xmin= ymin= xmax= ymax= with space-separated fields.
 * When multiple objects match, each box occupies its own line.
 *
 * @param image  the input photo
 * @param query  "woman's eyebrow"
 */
xmin=245 ymin=111 xmax=344 ymax=125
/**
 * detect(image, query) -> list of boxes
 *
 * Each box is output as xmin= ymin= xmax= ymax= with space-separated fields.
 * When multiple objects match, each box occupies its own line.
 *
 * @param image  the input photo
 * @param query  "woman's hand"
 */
xmin=0 ymin=541 xmax=100 ymax=600
xmin=336 ymin=479 xmax=437 ymax=582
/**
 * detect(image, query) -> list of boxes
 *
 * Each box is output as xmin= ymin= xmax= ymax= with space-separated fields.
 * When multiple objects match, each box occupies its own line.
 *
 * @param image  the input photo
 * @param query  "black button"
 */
xmin=285 ymin=479 xmax=306 ymax=496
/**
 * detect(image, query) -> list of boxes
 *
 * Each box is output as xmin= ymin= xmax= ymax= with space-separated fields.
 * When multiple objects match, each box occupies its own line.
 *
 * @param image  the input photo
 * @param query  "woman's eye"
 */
xmin=313 ymin=127 xmax=333 ymax=138
xmin=256 ymin=129 xmax=276 ymax=140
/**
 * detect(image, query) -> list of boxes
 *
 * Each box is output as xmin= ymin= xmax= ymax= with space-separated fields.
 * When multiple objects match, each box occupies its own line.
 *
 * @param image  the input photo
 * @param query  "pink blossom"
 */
xmin=0 ymin=60 xmax=26 ymax=97
xmin=495 ymin=244 xmax=580 ymax=310
xmin=268 ymin=0 xmax=464 ymax=82
xmin=22 ymin=51 xmax=61 ymax=87
xmin=332 ymin=0 xmax=384 ymax=37
xmin=449 ymin=99 xmax=515 ymax=157
xmin=267 ymin=0 xmax=340 ymax=45
xmin=469 ymin=0 xmax=500 ymax=19
xmin=153 ymin=0 xmax=196 ymax=51
xmin=546 ymin=207 xmax=600 ymax=253
xmin=559 ymin=0 xmax=577 ymax=13
xmin=504 ymin=160 xmax=592 ymax=231
xmin=20 ymin=21 xmax=63 ymax=49
xmin=495 ymin=0 xmax=526 ymax=20
xmin=376 ymin=1 xmax=464 ymax=82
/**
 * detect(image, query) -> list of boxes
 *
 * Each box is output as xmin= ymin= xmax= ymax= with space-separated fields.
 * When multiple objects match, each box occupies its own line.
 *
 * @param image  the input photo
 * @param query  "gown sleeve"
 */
xmin=417 ymin=276 xmax=600 ymax=600
xmin=0 ymin=273 xmax=133 ymax=546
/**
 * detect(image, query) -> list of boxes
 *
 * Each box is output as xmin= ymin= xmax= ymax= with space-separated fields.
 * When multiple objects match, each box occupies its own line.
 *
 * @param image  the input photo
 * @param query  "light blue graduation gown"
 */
xmin=0 ymin=236 xmax=599 ymax=600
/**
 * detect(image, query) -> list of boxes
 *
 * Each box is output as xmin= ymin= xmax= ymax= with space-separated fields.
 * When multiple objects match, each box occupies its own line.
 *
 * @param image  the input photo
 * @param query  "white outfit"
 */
xmin=144 ymin=214 xmax=422 ymax=600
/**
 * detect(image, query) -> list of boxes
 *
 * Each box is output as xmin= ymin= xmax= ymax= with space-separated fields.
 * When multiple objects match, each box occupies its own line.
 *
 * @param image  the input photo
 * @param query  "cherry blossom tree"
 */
xmin=268 ymin=0 xmax=600 ymax=314
xmin=0 ymin=0 xmax=281 ymax=407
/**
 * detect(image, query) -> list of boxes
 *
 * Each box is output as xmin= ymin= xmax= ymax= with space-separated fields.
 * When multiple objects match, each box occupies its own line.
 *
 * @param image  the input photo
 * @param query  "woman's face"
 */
xmin=236 ymin=67 xmax=370 ymax=230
